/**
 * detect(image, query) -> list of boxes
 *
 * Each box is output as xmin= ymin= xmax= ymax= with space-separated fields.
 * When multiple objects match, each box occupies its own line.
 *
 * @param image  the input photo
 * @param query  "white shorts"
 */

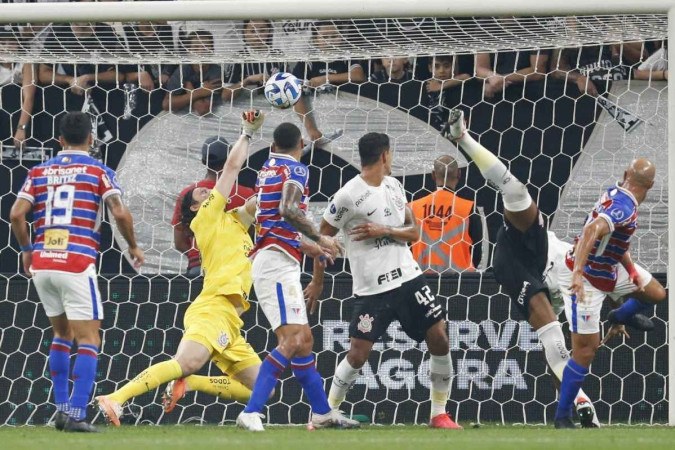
xmin=555 ymin=261 xmax=652 ymax=334
xmin=252 ymin=249 xmax=308 ymax=331
xmin=32 ymin=265 xmax=104 ymax=321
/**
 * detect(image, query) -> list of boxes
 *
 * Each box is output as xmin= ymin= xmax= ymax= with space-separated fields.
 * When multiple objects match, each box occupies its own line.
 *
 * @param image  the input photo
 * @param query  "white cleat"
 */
xmin=442 ymin=109 xmax=467 ymax=142
xmin=236 ymin=411 xmax=265 ymax=432
xmin=576 ymin=399 xmax=601 ymax=428
xmin=310 ymin=410 xmax=360 ymax=429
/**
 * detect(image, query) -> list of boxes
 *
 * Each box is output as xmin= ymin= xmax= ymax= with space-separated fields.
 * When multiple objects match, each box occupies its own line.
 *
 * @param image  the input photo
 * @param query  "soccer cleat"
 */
xmin=441 ymin=109 xmax=467 ymax=142
xmin=576 ymin=400 xmax=600 ymax=428
xmin=607 ymin=310 xmax=655 ymax=332
xmin=63 ymin=418 xmax=99 ymax=433
xmin=310 ymin=410 xmax=361 ymax=429
xmin=163 ymin=378 xmax=187 ymax=413
xmin=554 ymin=417 xmax=577 ymax=429
xmin=54 ymin=411 xmax=68 ymax=431
xmin=236 ymin=411 xmax=265 ymax=432
xmin=95 ymin=395 xmax=122 ymax=427
xmin=429 ymin=413 xmax=463 ymax=429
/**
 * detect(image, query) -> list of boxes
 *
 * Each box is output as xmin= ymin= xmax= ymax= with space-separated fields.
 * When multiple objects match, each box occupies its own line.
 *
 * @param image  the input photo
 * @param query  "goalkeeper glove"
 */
xmin=241 ymin=109 xmax=264 ymax=138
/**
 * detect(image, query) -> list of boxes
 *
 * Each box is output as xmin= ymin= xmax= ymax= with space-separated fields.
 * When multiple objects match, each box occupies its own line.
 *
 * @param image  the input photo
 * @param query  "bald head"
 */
xmin=625 ymin=158 xmax=655 ymax=189
xmin=433 ymin=155 xmax=460 ymax=189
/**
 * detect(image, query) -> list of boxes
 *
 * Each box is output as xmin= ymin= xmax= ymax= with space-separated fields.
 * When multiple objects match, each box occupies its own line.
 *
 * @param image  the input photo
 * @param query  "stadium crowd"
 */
xmin=0 ymin=16 xmax=669 ymax=274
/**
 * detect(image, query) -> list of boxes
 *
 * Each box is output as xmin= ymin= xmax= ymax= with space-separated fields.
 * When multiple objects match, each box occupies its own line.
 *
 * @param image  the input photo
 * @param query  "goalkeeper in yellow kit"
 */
xmin=96 ymin=110 xmax=267 ymax=426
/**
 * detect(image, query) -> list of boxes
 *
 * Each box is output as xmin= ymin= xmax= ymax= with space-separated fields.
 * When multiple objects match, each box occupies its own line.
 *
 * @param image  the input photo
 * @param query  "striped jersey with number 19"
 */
xmin=17 ymin=150 xmax=122 ymax=273
xmin=250 ymin=152 xmax=309 ymax=263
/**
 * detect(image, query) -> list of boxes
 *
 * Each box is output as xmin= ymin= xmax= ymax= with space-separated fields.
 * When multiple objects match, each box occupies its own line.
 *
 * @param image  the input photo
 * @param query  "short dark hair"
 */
xmin=358 ymin=132 xmax=390 ymax=166
xmin=180 ymin=188 xmax=198 ymax=228
xmin=59 ymin=112 xmax=92 ymax=146
xmin=431 ymin=55 xmax=453 ymax=65
xmin=273 ymin=123 xmax=302 ymax=153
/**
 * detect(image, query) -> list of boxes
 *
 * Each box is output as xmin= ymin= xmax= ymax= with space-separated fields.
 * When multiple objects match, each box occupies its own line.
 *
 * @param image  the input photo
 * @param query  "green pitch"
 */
xmin=1 ymin=425 xmax=674 ymax=450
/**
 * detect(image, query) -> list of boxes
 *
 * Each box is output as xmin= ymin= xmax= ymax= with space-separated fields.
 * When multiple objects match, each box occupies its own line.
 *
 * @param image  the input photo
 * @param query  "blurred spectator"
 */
xmin=39 ymin=22 xmax=132 ymax=94
xmin=633 ymin=41 xmax=668 ymax=81
xmin=370 ymin=57 xmax=413 ymax=83
xmin=272 ymin=19 xmax=314 ymax=55
xmin=293 ymin=21 xmax=366 ymax=141
xmin=123 ymin=21 xmax=177 ymax=88
xmin=172 ymin=136 xmax=255 ymax=277
xmin=163 ymin=30 xmax=223 ymax=115
xmin=410 ymin=155 xmax=482 ymax=273
xmin=549 ymin=45 xmax=628 ymax=97
xmin=475 ymin=50 xmax=548 ymax=98
xmin=221 ymin=20 xmax=286 ymax=103
xmin=424 ymin=55 xmax=472 ymax=129
xmin=170 ymin=19 xmax=243 ymax=55
xmin=0 ymin=25 xmax=37 ymax=148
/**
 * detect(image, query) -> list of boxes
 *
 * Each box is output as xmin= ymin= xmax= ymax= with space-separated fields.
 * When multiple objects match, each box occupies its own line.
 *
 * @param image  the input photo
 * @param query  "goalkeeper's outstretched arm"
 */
xmin=214 ymin=110 xmax=264 ymax=200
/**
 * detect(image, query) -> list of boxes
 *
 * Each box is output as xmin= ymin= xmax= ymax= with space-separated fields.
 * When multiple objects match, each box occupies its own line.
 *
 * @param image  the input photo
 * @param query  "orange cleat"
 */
xmin=95 ymin=395 xmax=122 ymax=427
xmin=430 ymin=413 xmax=463 ymax=429
xmin=162 ymin=378 xmax=187 ymax=413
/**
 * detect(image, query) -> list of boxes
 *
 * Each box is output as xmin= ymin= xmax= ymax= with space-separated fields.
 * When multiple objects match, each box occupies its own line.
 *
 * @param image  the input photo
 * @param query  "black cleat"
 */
xmin=554 ymin=417 xmax=577 ymax=429
xmin=607 ymin=310 xmax=655 ymax=332
xmin=54 ymin=411 xmax=68 ymax=431
xmin=63 ymin=418 xmax=100 ymax=433
xmin=576 ymin=402 xmax=599 ymax=428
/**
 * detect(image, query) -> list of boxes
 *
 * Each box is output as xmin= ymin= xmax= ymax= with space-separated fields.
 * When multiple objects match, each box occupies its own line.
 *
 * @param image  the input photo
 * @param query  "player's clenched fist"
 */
xmin=241 ymin=109 xmax=265 ymax=138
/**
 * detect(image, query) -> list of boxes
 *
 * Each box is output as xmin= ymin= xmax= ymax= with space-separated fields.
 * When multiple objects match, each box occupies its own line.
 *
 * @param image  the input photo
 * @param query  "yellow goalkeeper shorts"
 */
xmin=183 ymin=293 xmax=261 ymax=376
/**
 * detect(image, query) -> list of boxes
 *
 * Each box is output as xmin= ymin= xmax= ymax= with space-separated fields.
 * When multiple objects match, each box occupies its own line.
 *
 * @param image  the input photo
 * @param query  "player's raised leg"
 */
xmin=445 ymin=109 xmax=599 ymax=428
xmin=444 ymin=109 xmax=537 ymax=232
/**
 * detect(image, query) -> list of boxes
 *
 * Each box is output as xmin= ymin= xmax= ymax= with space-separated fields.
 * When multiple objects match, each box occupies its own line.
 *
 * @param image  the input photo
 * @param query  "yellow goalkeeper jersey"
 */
xmin=190 ymin=189 xmax=254 ymax=312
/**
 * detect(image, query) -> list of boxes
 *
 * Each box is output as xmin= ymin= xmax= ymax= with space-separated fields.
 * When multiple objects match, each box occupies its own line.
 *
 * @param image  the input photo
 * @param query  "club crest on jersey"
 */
xmin=218 ymin=331 xmax=229 ymax=348
xmin=581 ymin=314 xmax=592 ymax=322
xmin=611 ymin=209 xmax=625 ymax=220
xmin=294 ymin=166 xmax=307 ymax=177
xmin=357 ymin=314 xmax=375 ymax=333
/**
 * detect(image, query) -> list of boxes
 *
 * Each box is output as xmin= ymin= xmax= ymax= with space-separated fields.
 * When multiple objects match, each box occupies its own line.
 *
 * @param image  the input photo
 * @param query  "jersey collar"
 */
xmin=270 ymin=151 xmax=298 ymax=162
xmin=59 ymin=149 xmax=90 ymax=156
xmin=615 ymin=182 xmax=638 ymax=205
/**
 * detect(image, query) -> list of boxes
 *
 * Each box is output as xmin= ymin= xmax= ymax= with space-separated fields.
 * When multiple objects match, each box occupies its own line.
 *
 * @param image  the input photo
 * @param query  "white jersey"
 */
xmin=323 ymin=175 xmax=422 ymax=296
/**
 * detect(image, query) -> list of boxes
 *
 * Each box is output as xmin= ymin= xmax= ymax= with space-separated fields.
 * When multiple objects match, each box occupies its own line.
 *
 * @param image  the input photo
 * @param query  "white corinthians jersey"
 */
xmin=323 ymin=175 xmax=422 ymax=296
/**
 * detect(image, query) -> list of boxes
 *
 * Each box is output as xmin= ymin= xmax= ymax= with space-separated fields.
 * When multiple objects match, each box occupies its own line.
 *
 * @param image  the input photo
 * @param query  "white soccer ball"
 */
xmin=264 ymin=72 xmax=303 ymax=109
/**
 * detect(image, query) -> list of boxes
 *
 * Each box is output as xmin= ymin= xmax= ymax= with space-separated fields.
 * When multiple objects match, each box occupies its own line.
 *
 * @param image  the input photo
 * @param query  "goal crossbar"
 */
xmin=1 ymin=0 xmax=675 ymax=23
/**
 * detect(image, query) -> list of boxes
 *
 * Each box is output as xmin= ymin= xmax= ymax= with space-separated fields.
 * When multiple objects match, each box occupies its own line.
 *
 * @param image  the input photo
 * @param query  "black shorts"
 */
xmin=349 ymin=275 xmax=446 ymax=343
xmin=492 ymin=213 xmax=550 ymax=319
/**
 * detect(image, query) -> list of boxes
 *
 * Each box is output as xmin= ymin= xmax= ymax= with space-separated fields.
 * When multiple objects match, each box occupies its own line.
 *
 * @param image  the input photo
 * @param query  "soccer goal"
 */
xmin=0 ymin=0 xmax=672 ymax=427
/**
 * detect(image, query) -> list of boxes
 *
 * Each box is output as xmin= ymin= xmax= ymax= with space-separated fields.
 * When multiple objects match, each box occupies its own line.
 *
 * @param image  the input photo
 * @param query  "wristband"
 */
xmin=20 ymin=244 xmax=33 ymax=252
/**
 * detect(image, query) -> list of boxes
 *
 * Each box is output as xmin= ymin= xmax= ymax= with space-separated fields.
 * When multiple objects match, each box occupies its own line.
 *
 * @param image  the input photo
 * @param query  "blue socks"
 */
xmin=291 ymin=355 xmax=331 ymax=415
xmin=49 ymin=338 xmax=72 ymax=413
xmin=244 ymin=349 xmax=289 ymax=413
xmin=70 ymin=344 xmax=99 ymax=421
xmin=555 ymin=359 xmax=589 ymax=420
xmin=612 ymin=297 xmax=652 ymax=322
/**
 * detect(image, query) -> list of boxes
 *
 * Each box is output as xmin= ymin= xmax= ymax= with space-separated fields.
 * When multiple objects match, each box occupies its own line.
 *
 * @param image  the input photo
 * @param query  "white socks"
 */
xmin=457 ymin=132 xmax=532 ymax=212
xmin=327 ymin=358 xmax=360 ymax=410
xmin=537 ymin=321 xmax=592 ymax=406
xmin=430 ymin=353 xmax=452 ymax=418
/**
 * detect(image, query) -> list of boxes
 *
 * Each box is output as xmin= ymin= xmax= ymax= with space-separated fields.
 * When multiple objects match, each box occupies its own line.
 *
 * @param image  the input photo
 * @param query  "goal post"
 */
xmin=0 ymin=0 xmax=671 ymax=427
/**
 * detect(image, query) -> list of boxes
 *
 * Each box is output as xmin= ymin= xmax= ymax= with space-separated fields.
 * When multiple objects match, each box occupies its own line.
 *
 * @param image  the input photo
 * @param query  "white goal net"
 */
xmin=0 ymin=9 xmax=670 ymax=426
